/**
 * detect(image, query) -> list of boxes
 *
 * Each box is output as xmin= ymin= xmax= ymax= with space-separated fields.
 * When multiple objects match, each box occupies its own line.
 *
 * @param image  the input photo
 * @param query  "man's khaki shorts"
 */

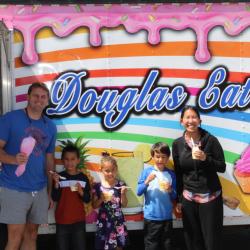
xmin=0 ymin=186 xmax=49 ymax=224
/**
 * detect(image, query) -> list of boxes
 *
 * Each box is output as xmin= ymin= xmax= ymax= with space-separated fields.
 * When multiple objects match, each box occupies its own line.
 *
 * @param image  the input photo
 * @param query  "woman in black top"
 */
xmin=172 ymin=106 xmax=226 ymax=250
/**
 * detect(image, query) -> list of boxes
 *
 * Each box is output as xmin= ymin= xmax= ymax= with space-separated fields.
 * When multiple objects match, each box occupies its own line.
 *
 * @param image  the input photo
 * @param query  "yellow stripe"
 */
xmin=56 ymin=146 xmax=135 ymax=156
xmin=55 ymin=146 xmax=174 ymax=169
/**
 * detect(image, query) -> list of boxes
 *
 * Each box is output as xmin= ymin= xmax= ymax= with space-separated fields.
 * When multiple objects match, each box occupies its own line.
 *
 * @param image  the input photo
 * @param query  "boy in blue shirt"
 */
xmin=137 ymin=142 xmax=177 ymax=250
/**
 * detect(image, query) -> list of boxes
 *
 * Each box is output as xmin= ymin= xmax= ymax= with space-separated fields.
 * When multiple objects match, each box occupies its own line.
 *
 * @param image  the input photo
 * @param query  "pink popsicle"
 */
xmin=15 ymin=136 xmax=36 ymax=177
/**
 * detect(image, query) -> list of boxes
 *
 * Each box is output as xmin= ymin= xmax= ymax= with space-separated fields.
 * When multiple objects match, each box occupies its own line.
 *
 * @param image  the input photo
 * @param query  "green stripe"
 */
xmin=57 ymin=131 xmax=174 ymax=145
xmin=57 ymin=131 xmax=240 ymax=164
xmin=224 ymin=151 xmax=239 ymax=164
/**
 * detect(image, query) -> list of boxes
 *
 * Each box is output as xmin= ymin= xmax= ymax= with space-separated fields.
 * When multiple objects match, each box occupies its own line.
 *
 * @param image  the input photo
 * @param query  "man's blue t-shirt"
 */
xmin=0 ymin=109 xmax=57 ymax=192
xmin=137 ymin=166 xmax=177 ymax=221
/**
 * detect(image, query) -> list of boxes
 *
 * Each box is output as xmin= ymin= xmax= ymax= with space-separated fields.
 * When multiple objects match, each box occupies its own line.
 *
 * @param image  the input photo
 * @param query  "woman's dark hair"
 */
xmin=150 ymin=142 xmax=170 ymax=157
xmin=180 ymin=105 xmax=201 ymax=119
xmin=61 ymin=145 xmax=80 ymax=160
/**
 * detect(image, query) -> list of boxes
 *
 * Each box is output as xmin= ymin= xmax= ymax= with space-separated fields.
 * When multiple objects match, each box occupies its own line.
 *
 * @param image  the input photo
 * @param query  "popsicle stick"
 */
xmin=114 ymin=186 xmax=132 ymax=190
xmin=190 ymin=137 xmax=195 ymax=147
xmin=49 ymin=170 xmax=66 ymax=180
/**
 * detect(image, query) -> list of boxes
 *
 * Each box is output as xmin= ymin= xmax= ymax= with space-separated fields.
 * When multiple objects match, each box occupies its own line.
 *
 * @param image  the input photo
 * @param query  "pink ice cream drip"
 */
xmin=235 ymin=146 xmax=250 ymax=174
xmin=15 ymin=136 xmax=36 ymax=177
xmin=1 ymin=3 xmax=250 ymax=64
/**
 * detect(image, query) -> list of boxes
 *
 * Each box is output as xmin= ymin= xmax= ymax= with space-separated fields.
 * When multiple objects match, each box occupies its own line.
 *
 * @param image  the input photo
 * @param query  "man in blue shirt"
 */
xmin=0 ymin=82 xmax=57 ymax=250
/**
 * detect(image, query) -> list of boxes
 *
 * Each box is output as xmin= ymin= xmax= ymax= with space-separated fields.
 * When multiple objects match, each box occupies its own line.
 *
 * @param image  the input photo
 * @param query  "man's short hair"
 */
xmin=27 ymin=82 xmax=50 ymax=98
xmin=150 ymin=142 xmax=171 ymax=157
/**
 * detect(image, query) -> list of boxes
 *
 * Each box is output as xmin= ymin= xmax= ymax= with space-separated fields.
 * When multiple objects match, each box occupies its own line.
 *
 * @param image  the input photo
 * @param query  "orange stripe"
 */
xmin=15 ymin=68 xmax=247 ymax=87
xmin=15 ymin=41 xmax=250 ymax=68
xmin=55 ymin=147 xmax=136 ymax=173
xmin=86 ymin=162 xmax=100 ymax=172
xmin=15 ymin=42 xmax=195 ymax=68
xmin=210 ymin=41 xmax=246 ymax=57
xmin=16 ymin=73 xmax=58 ymax=86
xmin=125 ymin=213 xmax=143 ymax=221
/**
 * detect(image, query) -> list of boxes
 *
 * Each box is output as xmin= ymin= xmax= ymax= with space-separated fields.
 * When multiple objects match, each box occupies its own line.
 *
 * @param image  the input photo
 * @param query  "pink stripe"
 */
xmin=95 ymin=86 xmax=126 ymax=91
xmin=187 ymin=87 xmax=200 ymax=96
xmin=16 ymin=94 xmax=27 ymax=102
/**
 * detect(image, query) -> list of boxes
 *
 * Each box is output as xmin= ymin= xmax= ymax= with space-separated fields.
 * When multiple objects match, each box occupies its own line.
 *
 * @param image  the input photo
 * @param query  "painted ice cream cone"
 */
xmin=234 ymin=146 xmax=250 ymax=193
xmin=15 ymin=136 xmax=36 ymax=177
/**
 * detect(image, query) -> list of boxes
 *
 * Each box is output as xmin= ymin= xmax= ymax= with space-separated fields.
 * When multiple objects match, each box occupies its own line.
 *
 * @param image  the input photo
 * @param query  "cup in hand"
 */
xmin=192 ymin=144 xmax=200 ymax=160
xmin=158 ymin=179 xmax=170 ymax=192
xmin=70 ymin=185 xmax=78 ymax=192
xmin=103 ymin=191 xmax=113 ymax=202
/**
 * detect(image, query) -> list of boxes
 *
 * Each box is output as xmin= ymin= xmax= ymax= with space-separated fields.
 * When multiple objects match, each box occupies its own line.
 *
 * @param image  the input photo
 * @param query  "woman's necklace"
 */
xmin=185 ymin=132 xmax=201 ymax=148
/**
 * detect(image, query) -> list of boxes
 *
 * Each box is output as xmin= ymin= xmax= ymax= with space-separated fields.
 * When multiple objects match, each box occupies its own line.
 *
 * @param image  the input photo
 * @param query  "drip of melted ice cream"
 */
xmin=0 ymin=3 xmax=250 ymax=64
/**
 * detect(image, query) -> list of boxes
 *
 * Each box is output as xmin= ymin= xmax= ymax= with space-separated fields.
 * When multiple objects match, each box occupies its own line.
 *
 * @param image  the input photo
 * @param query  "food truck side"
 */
xmin=0 ymin=4 xmax=249 ymax=233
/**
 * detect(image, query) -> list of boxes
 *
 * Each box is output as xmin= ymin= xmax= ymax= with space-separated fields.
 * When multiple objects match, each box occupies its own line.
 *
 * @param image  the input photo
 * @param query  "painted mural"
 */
xmin=1 ymin=3 xmax=249 ymax=228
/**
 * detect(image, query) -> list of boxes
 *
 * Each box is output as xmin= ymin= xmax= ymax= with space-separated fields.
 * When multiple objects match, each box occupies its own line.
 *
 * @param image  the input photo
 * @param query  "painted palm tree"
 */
xmin=58 ymin=136 xmax=90 ymax=170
